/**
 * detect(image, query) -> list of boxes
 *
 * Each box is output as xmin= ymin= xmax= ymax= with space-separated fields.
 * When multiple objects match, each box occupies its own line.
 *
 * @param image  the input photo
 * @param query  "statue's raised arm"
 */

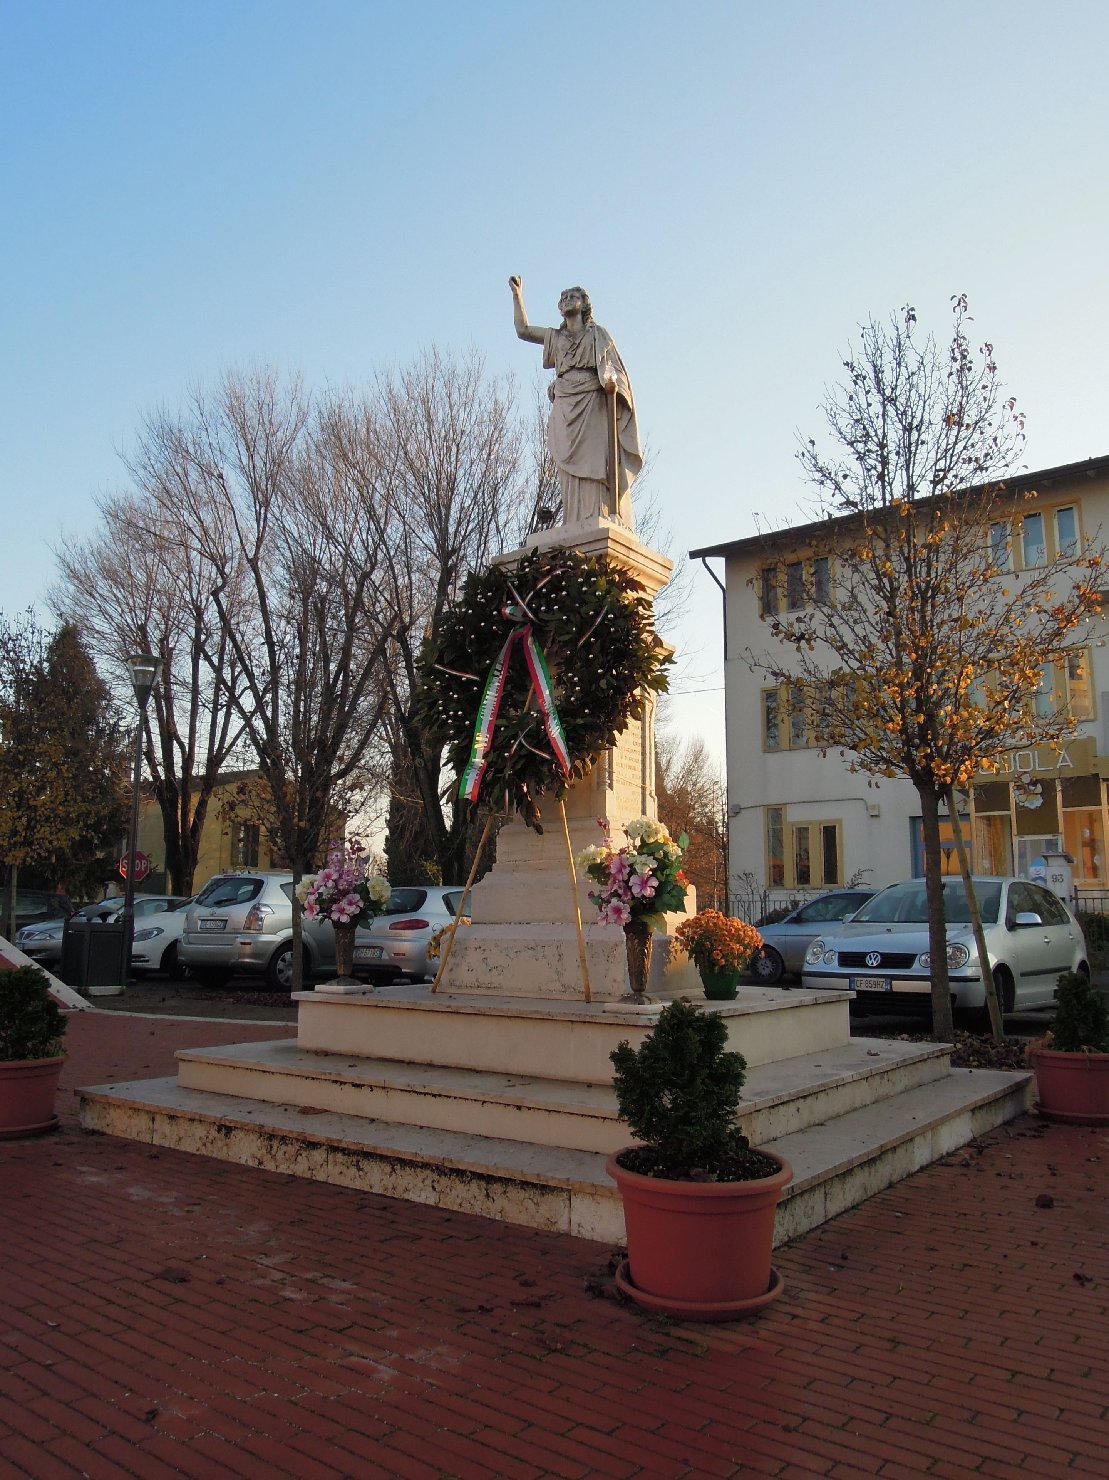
xmin=509 ymin=277 xmax=642 ymax=527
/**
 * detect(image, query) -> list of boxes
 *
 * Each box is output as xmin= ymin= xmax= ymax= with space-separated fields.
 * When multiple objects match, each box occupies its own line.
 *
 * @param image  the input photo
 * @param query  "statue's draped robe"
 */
xmin=542 ymin=323 xmax=642 ymax=525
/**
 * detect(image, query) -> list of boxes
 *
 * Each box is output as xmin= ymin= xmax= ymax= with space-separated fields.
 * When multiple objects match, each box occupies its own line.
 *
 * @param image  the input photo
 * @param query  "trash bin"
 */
xmin=62 ymin=918 xmax=132 ymax=992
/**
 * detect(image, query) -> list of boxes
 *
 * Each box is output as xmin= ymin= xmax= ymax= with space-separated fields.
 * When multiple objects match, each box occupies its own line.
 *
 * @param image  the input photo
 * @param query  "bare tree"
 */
xmin=322 ymin=349 xmax=528 ymax=882
xmin=52 ymin=491 xmax=251 ymax=894
xmin=133 ymin=370 xmax=396 ymax=986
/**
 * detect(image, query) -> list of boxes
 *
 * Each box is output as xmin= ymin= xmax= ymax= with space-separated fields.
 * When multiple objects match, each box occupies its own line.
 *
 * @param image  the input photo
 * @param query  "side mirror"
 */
xmin=1012 ymin=911 xmax=1043 ymax=929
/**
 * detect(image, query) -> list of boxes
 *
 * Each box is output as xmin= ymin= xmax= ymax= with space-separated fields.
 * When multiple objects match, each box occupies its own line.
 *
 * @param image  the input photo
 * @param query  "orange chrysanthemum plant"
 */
xmin=675 ymin=909 xmax=763 ymax=976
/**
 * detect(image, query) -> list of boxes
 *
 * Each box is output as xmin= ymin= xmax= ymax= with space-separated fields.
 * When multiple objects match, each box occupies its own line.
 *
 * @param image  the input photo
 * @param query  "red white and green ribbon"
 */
xmin=459 ymin=616 xmax=570 ymax=804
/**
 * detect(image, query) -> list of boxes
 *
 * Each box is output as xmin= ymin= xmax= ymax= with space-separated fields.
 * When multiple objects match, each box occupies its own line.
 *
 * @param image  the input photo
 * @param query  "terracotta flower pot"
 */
xmin=606 ymin=1148 xmax=793 ymax=1320
xmin=0 ymin=1055 xmax=67 ymax=1140
xmin=699 ymin=966 xmax=741 ymax=1000
xmin=1033 ymin=1047 xmax=1109 ymax=1125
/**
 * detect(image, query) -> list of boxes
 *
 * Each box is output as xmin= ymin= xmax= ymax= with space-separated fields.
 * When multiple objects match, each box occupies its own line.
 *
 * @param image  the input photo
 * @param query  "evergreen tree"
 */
xmin=0 ymin=618 xmax=129 ymax=898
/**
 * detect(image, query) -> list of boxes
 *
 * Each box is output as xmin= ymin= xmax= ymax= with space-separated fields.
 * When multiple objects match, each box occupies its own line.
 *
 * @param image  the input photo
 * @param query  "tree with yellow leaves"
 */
xmin=749 ymin=298 xmax=1103 ymax=1041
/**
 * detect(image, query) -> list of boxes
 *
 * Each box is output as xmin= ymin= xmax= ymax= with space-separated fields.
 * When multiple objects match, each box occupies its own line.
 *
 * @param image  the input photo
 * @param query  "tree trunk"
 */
xmin=917 ymin=783 xmax=956 ymax=1041
xmin=946 ymin=792 xmax=1004 ymax=1040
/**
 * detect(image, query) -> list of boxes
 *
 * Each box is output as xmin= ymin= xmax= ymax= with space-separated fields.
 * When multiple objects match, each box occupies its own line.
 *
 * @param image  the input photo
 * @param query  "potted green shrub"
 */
xmin=1031 ymin=970 xmax=1109 ymax=1125
xmin=674 ymin=908 xmax=763 ymax=1000
xmin=606 ymin=998 xmax=792 ymax=1320
xmin=0 ymin=965 xmax=68 ymax=1139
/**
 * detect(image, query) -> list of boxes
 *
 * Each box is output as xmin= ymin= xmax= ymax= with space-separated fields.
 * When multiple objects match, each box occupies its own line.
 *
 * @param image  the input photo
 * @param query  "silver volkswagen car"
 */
xmin=801 ymin=876 xmax=1089 ymax=1019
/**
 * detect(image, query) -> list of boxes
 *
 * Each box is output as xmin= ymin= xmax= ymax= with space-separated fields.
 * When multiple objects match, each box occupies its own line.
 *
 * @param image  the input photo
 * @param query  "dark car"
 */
xmin=751 ymin=888 xmax=875 ymax=984
xmin=1 ymin=888 xmax=74 ymax=937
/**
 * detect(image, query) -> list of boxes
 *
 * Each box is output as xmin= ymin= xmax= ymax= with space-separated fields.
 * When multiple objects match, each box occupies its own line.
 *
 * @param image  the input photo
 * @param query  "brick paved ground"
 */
xmin=1 ymin=1010 xmax=1105 ymax=1479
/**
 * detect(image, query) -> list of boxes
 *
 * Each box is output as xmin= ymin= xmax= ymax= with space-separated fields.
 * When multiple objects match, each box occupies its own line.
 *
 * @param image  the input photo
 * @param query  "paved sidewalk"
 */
xmin=0 ymin=1011 xmax=1105 ymax=1479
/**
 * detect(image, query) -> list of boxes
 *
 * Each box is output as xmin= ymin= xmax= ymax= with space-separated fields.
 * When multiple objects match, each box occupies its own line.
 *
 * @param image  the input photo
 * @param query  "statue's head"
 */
xmin=558 ymin=286 xmax=592 ymax=326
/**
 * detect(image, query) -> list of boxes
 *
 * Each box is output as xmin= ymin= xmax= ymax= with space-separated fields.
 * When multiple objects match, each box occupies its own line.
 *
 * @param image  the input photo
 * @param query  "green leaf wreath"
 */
xmin=415 ymin=547 xmax=671 ymax=830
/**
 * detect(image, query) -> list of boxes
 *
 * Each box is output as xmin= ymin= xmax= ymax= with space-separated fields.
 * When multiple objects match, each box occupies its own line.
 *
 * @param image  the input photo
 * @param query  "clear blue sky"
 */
xmin=3 ymin=0 xmax=1108 ymax=761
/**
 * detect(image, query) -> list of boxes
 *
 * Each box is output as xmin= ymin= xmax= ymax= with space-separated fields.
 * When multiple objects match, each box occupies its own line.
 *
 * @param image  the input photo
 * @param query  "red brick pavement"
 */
xmin=0 ymin=1010 xmax=1105 ymax=1479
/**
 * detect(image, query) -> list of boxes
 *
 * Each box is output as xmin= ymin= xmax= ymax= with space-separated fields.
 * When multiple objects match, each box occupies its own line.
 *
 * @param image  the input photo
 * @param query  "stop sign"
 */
xmin=119 ymin=851 xmax=151 ymax=882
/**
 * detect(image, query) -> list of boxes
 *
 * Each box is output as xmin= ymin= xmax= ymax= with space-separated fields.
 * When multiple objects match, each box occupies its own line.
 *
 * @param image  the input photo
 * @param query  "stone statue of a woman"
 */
xmin=509 ymin=277 xmax=642 ymax=526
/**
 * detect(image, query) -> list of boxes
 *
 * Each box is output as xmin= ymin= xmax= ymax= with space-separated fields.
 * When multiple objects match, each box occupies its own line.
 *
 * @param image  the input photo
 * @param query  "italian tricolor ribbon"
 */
xmin=459 ymin=612 xmax=570 ymax=803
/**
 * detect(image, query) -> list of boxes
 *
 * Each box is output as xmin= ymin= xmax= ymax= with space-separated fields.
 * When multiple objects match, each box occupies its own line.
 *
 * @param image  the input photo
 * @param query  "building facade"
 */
xmin=691 ymin=455 xmax=1109 ymax=915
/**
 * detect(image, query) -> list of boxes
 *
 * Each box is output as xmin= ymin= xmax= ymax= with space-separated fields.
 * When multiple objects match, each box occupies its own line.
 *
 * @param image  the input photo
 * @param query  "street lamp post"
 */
xmin=120 ymin=652 xmax=162 ymax=984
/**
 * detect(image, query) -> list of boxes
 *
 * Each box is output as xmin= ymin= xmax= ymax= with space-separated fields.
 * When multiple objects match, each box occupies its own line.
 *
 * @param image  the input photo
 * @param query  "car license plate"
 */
xmin=199 ymin=918 xmax=226 ymax=932
xmin=851 ymin=975 xmax=891 ymax=992
xmin=354 ymin=945 xmax=383 ymax=961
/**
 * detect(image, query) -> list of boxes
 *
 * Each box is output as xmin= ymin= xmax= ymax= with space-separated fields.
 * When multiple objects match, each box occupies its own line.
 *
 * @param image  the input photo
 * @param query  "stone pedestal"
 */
xmin=437 ymin=518 xmax=697 ymax=1001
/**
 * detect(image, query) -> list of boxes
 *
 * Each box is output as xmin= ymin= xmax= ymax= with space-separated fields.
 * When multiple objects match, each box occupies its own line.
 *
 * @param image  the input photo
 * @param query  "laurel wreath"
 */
xmin=415 ymin=547 xmax=671 ymax=829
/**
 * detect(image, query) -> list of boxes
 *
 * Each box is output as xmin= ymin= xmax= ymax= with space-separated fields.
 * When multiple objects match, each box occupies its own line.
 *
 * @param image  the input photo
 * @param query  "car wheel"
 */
xmin=751 ymin=946 xmax=785 ymax=985
xmin=266 ymin=944 xmax=296 ymax=991
xmin=191 ymin=967 xmax=232 ymax=989
xmin=160 ymin=942 xmax=179 ymax=976
xmin=965 ymin=966 xmax=1014 ymax=1032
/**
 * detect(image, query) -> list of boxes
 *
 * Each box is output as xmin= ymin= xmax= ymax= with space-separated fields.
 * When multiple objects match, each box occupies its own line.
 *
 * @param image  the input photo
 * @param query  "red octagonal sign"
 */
xmin=119 ymin=851 xmax=151 ymax=882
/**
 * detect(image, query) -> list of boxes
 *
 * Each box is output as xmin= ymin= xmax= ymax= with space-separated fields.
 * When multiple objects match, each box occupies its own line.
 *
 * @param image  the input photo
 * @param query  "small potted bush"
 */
xmin=606 ymin=998 xmax=792 ymax=1320
xmin=1030 ymin=970 xmax=1109 ymax=1125
xmin=0 ymin=965 xmax=68 ymax=1138
xmin=674 ymin=909 xmax=763 ymax=1000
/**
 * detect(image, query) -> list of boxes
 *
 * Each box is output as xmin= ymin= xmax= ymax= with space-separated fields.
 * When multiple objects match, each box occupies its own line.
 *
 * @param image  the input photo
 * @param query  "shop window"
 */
xmin=973 ymin=812 xmax=1012 ymax=875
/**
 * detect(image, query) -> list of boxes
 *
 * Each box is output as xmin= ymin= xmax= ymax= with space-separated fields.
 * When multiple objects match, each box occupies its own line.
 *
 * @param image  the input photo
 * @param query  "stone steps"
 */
xmin=172 ymin=1035 xmax=954 ymax=1154
xmin=78 ymin=1064 xmax=1033 ymax=1247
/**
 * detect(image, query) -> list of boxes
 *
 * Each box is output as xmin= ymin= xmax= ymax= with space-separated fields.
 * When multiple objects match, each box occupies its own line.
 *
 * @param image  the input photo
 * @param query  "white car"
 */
xmin=801 ymin=876 xmax=1089 ymax=1020
xmin=130 ymin=898 xmax=195 ymax=977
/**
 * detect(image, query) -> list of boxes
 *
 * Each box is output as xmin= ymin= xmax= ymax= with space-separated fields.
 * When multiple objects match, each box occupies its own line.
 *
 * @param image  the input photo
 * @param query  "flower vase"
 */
xmin=623 ymin=919 xmax=654 ymax=1003
xmin=331 ymin=923 xmax=359 ymax=986
xmin=699 ymin=966 xmax=741 ymax=1001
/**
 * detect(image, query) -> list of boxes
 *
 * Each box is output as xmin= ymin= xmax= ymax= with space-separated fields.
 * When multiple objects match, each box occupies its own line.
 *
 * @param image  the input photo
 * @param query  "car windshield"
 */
xmin=792 ymin=893 xmax=867 ymax=924
xmin=852 ymin=879 xmax=1002 ymax=927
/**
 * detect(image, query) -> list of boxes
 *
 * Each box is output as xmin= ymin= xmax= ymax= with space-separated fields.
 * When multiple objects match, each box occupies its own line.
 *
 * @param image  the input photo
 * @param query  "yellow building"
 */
xmin=135 ymin=770 xmax=281 ymax=896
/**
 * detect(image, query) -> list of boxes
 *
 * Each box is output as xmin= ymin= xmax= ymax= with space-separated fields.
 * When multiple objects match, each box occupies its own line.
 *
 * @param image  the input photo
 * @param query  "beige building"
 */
xmin=135 ymin=771 xmax=281 ymax=895
xmin=692 ymin=455 xmax=1109 ymax=914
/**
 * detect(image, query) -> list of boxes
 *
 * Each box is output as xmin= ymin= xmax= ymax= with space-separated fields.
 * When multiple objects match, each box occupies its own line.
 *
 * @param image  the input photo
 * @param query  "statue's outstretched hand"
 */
xmin=509 ymin=275 xmax=523 ymax=294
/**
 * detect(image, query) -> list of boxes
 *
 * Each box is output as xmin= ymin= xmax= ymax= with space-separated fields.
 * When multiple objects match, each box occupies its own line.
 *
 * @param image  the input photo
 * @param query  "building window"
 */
xmin=785 ymin=562 xmax=806 ymax=611
xmin=767 ymin=807 xmax=842 ymax=889
xmin=788 ymin=684 xmax=808 ymax=748
xmin=812 ymin=556 xmax=830 ymax=604
xmin=766 ymin=807 xmax=785 ymax=887
xmin=989 ymin=521 xmax=1012 ymax=573
xmin=1065 ymin=649 xmax=1093 ymax=719
xmin=763 ymin=689 xmax=781 ymax=750
xmin=1033 ymin=666 xmax=1055 ymax=721
xmin=1054 ymin=505 xmax=1078 ymax=558
xmin=1021 ymin=512 xmax=1046 ymax=569
xmin=760 ymin=566 xmax=779 ymax=617
xmin=232 ymin=822 xmax=260 ymax=868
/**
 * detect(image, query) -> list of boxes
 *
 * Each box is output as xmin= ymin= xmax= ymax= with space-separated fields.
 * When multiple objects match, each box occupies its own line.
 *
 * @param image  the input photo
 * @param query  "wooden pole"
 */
xmin=559 ymin=797 xmax=592 ymax=1003
xmin=430 ymin=812 xmax=496 ymax=994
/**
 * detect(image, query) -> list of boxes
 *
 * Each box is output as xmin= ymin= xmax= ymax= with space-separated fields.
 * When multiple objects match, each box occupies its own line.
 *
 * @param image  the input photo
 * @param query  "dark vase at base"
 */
xmin=623 ymin=920 xmax=654 ymax=1002
xmin=333 ymin=924 xmax=358 ymax=981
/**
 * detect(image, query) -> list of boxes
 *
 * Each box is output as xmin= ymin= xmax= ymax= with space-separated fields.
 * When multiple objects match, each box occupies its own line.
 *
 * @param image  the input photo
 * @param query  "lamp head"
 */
xmin=125 ymin=652 xmax=162 ymax=710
